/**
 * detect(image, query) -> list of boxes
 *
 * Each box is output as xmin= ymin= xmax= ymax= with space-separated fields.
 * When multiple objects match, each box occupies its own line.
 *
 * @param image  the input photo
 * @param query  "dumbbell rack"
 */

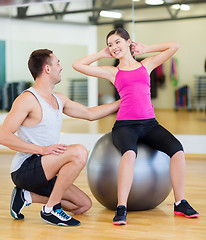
xmin=68 ymin=79 xmax=88 ymax=106
xmin=193 ymin=75 xmax=206 ymax=111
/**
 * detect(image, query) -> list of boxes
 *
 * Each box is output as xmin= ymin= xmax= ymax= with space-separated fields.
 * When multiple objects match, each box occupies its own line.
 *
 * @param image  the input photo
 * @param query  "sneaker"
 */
xmin=174 ymin=199 xmax=199 ymax=218
xmin=10 ymin=187 xmax=29 ymax=220
xmin=40 ymin=203 xmax=80 ymax=227
xmin=112 ymin=205 xmax=127 ymax=225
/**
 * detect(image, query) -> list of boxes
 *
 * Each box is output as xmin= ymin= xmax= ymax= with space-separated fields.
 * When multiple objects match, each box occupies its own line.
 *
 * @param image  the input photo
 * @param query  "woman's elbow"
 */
xmin=173 ymin=41 xmax=180 ymax=51
xmin=72 ymin=62 xmax=78 ymax=70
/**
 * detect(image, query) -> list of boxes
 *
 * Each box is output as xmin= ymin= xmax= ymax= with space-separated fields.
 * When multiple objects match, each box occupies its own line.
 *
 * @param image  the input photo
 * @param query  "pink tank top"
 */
xmin=114 ymin=62 xmax=155 ymax=120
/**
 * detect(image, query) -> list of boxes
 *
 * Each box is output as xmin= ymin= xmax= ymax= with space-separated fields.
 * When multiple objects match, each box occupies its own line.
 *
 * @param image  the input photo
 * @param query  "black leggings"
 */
xmin=112 ymin=118 xmax=183 ymax=158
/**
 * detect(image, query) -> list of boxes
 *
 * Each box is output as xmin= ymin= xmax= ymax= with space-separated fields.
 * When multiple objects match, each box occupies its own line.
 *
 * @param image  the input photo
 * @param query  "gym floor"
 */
xmin=0 ymin=109 xmax=206 ymax=240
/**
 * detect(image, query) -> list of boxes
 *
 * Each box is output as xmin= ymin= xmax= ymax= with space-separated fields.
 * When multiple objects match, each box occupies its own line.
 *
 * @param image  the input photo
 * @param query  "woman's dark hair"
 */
xmin=28 ymin=49 xmax=53 ymax=80
xmin=106 ymin=28 xmax=131 ymax=45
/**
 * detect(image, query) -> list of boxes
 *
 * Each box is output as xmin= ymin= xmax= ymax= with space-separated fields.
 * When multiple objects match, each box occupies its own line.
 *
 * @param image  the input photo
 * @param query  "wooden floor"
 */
xmin=0 ymin=109 xmax=206 ymax=240
xmin=0 ymin=154 xmax=206 ymax=240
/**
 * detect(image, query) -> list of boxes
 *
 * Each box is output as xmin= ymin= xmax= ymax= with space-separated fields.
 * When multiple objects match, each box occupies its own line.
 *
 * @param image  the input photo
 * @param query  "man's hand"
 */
xmin=41 ymin=144 xmax=68 ymax=156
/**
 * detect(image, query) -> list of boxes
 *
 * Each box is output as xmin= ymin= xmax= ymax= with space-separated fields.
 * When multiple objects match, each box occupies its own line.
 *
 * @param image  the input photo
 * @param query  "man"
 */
xmin=0 ymin=49 xmax=120 ymax=227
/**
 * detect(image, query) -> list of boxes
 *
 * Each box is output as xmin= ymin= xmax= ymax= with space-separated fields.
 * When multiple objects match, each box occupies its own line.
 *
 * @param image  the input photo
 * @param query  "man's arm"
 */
xmin=0 ymin=92 xmax=67 ymax=155
xmin=57 ymin=93 xmax=120 ymax=121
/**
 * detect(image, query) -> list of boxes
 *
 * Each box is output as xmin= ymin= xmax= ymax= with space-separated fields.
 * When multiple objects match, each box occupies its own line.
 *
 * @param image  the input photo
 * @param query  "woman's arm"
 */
xmin=132 ymin=41 xmax=180 ymax=74
xmin=72 ymin=48 xmax=116 ymax=83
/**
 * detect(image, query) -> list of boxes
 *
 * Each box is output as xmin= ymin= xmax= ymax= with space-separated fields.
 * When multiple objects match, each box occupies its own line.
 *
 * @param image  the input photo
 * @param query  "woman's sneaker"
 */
xmin=40 ymin=203 xmax=80 ymax=226
xmin=10 ymin=187 xmax=30 ymax=220
xmin=174 ymin=199 xmax=199 ymax=218
xmin=112 ymin=205 xmax=127 ymax=225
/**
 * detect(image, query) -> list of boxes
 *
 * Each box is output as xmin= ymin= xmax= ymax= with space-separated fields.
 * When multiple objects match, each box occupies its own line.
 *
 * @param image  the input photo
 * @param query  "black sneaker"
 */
xmin=112 ymin=205 xmax=127 ymax=225
xmin=10 ymin=187 xmax=29 ymax=220
xmin=174 ymin=199 xmax=199 ymax=218
xmin=40 ymin=203 xmax=80 ymax=226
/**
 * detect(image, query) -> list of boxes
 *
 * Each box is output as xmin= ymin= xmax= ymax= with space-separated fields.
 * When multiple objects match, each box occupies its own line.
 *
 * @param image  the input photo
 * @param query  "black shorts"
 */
xmin=11 ymin=154 xmax=56 ymax=197
xmin=112 ymin=118 xmax=183 ymax=158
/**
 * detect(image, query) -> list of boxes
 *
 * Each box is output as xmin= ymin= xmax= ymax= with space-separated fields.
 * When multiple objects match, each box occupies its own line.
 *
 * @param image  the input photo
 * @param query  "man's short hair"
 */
xmin=28 ymin=49 xmax=53 ymax=80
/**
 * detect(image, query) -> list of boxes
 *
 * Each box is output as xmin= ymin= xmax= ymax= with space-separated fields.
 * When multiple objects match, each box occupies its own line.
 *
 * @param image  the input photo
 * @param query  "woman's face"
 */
xmin=107 ymin=34 xmax=131 ymax=59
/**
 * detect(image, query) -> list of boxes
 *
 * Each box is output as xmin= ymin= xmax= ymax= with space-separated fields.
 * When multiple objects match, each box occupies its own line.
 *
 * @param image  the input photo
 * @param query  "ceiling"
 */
xmin=0 ymin=0 xmax=205 ymax=25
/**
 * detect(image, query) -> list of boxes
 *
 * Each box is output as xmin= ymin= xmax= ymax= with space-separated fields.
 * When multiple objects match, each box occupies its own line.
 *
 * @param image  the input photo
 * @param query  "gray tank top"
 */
xmin=11 ymin=87 xmax=63 ymax=173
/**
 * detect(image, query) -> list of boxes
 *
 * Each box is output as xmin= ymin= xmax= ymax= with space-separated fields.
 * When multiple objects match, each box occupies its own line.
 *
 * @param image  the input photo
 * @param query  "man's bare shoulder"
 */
xmin=18 ymin=90 xmax=37 ymax=101
xmin=54 ymin=92 xmax=71 ymax=107
xmin=12 ymin=91 xmax=38 ymax=110
xmin=54 ymin=92 xmax=66 ymax=98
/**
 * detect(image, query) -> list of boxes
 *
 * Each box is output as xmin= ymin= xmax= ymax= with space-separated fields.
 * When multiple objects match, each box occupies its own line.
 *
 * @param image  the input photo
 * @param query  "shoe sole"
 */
xmin=10 ymin=187 xmax=17 ymax=218
xmin=41 ymin=217 xmax=81 ymax=227
xmin=10 ymin=187 xmax=24 ymax=220
xmin=112 ymin=220 xmax=127 ymax=225
xmin=174 ymin=211 xmax=199 ymax=218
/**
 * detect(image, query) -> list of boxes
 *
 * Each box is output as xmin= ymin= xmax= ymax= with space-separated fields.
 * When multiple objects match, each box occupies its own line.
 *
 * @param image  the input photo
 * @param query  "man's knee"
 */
xmin=66 ymin=144 xmax=88 ymax=168
xmin=82 ymin=197 xmax=92 ymax=213
xmin=75 ymin=196 xmax=92 ymax=214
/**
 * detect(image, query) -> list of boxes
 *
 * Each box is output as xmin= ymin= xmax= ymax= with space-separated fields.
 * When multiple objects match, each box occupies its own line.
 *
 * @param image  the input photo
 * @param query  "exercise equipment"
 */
xmin=87 ymin=132 xmax=172 ymax=211
xmin=99 ymin=94 xmax=116 ymax=105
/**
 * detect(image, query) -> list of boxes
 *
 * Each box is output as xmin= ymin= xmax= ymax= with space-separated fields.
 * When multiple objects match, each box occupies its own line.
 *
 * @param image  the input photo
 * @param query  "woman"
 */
xmin=72 ymin=28 xmax=199 ymax=225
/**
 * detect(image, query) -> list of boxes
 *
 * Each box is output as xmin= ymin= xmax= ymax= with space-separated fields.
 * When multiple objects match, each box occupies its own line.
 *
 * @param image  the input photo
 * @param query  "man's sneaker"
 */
xmin=40 ymin=203 xmax=80 ymax=227
xmin=174 ymin=199 xmax=199 ymax=218
xmin=112 ymin=205 xmax=127 ymax=225
xmin=10 ymin=187 xmax=29 ymax=220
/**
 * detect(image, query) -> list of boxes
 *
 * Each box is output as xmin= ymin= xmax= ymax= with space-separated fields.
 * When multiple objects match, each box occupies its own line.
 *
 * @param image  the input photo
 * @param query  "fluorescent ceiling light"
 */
xmin=171 ymin=4 xmax=191 ymax=11
xmin=145 ymin=0 xmax=164 ymax=5
xmin=133 ymin=0 xmax=141 ymax=2
xmin=100 ymin=10 xmax=122 ymax=19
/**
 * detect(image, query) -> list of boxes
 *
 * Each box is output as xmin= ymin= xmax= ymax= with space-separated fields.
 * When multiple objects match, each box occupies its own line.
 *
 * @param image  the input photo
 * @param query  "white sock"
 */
xmin=175 ymin=200 xmax=181 ymax=206
xmin=23 ymin=190 xmax=32 ymax=204
xmin=44 ymin=205 xmax=53 ymax=213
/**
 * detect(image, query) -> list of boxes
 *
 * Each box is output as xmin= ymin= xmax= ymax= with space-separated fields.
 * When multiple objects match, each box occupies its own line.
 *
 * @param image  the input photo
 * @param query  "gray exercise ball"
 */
xmin=99 ymin=94 xmax=116 ymax=105
xmin=87 ymin=132 xmax=172 ymax=211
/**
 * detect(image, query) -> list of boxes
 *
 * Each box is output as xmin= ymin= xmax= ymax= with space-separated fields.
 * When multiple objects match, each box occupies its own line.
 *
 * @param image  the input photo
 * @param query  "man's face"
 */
xmin=49 ymin=54 xmax=63 ymax=84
